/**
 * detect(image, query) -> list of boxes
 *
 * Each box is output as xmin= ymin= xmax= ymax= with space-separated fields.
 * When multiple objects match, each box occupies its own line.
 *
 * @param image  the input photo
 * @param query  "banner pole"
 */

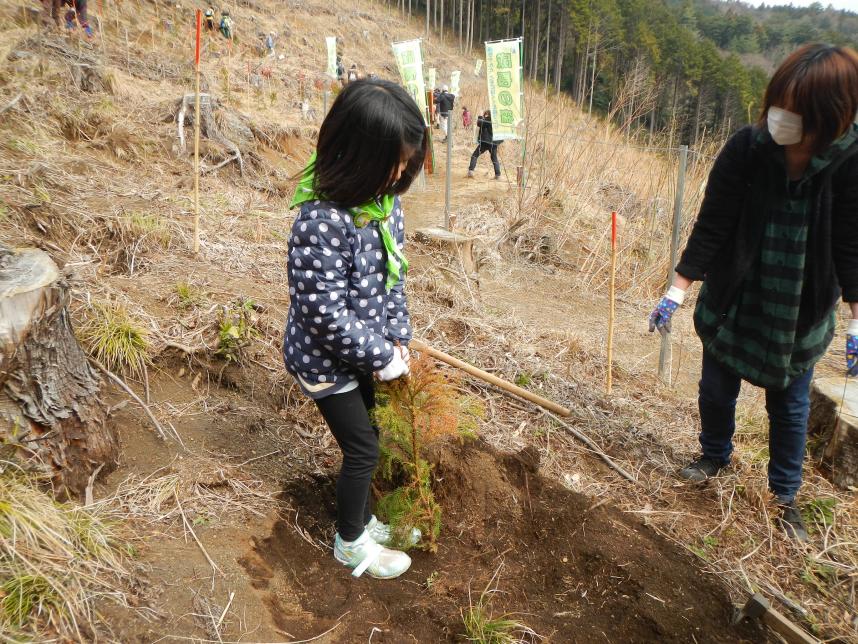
xmin=445 ymin=112 xmax=453 ymax=229
xmin=192 ymin=9 xmax=202 ymax=254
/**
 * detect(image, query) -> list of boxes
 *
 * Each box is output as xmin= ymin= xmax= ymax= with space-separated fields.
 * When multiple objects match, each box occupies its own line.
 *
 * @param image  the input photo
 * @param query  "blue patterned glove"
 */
xmin=847 ymin=320 xmax=858 ymax=376
xmin=648 ymin=286 xmax=686 ymax=335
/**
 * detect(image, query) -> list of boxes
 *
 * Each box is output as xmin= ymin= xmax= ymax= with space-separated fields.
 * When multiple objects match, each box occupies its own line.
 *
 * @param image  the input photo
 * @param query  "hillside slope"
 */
xmin=0 ymin=0 xmax=856 ymax=641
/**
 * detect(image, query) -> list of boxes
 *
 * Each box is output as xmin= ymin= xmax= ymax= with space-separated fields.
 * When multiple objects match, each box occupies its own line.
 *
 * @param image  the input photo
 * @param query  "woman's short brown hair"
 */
xmin=760 ymin=43 xmax=858 ymax=150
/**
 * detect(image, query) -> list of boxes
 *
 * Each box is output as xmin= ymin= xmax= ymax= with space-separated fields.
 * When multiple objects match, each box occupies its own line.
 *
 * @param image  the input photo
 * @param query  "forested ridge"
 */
xmin=391 ymin=0 xmax=858 ymax=145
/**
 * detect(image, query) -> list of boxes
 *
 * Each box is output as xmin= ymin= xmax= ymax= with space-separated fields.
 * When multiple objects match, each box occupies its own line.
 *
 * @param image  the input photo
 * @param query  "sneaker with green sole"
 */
xmin=333 ymin=529 xmax=411 ymax=579
xmin=366 ymin=515 xmax=422 ymax=548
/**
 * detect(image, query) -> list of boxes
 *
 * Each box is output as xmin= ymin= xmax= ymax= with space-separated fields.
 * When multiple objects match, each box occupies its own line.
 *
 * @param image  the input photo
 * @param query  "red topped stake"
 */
xmin=194 ymin=9 xmax=202 ymax=66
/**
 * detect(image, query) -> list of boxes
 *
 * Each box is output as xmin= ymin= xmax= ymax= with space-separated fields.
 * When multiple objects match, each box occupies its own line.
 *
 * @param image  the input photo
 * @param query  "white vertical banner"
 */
xmin=485 ymin=38 xmax=524 ymax=141
xmin=450 ymin=70 xmax=461 ymax=96
xmin=391 ymin=39 xmax=428 ymax=123
xmin=474 ymin=59 xmax=483 ymax=76
xmin=427 ymin=67 xmax=436 ymax=90
xmin=325 ymin=36 xmax=337 ymax=78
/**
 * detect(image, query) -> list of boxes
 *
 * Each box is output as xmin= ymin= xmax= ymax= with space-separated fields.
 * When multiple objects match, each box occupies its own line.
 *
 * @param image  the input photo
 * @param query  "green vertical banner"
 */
xmin=450 ymin=70 xmax=461 ymax=96
xmin=474 ymin=59 xmax=483 ymax=77
xmin=326 ymin=36 xmax=337 ymax=78
xmin=485 ymin=38 xmax=524 ymax=141
xmin=427 ymin=67 xmax=436 ymax=90
xmin=392 ymin=39 xmax=428 ymax=124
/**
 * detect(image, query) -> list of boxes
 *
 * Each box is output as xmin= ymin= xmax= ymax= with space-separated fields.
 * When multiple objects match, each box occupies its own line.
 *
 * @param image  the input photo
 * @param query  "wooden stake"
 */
xmin=606 ymin=211 xmax=617 ymax=394
xmin=410 ymin=338 xmax=571 ymax=417
xmin=192 ymin=9 xmax=202 ymax=254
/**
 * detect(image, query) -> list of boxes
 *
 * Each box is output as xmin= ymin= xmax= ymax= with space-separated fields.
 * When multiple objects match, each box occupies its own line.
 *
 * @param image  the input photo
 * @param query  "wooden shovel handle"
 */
xmin=409 ymin=338 xmax=572 ymax=417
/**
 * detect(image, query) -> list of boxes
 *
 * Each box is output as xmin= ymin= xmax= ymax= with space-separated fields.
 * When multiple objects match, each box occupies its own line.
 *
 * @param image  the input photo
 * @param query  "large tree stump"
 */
xmin=808 ymin=377 xmax=858 ymax=489
xmin=0 ymin=245 xmax=117 ymax=496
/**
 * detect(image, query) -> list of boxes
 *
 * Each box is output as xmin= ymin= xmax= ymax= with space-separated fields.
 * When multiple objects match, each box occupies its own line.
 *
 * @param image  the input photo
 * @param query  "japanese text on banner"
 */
xmin=326 ymin=36 xmax=337 ymax=78
xmin=391 ymin=39 xmax=428 ymax=123
xmin=485 ymin=39 xmax=524 ymax=141
xmin=427 ymin=67 xmax=436 ymax=90
xmin=450 ymin=70 xmax=461 ymax=96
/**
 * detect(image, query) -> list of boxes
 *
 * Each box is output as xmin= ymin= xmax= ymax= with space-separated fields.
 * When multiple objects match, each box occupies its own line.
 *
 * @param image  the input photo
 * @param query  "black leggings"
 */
xmin=469 ymin=142 xmax=500 ymax=176
xmin=314 ymin=376 xmax=378 ymax=541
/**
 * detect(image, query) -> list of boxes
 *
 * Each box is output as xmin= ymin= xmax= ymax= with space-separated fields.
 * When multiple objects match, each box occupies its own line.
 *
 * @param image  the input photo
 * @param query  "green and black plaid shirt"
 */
xmin=695 ymin=127 xmax=858 ymax=390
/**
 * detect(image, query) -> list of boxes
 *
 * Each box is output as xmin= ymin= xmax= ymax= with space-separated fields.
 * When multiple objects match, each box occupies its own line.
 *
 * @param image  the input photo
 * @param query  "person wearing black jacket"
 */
xmin=434 ymin=86 xmax=455 ymax=141
xmin=467 ymin=111 xmax=501 ymax=179
xmin=648 ymin=44 xmax=858 ymax=542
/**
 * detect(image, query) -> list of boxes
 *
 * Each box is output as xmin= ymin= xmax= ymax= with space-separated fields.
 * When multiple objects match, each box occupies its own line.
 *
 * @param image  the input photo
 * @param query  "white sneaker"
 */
xmin=333 ymin=529 xmax=411 ymax=579
xmin=366 ymin=515 xmax=422 ymax=548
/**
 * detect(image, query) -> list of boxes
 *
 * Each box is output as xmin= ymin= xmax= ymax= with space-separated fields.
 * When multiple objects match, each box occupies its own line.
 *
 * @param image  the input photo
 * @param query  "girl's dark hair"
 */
xmin=759 ymin=43 xmax=858 ymax=151
xmin=313 ymin=79 xmax=427 ymax=208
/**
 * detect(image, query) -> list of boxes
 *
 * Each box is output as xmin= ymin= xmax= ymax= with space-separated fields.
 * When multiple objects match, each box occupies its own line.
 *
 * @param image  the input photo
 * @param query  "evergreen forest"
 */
xmin=392 ymin=0 xmax=858 ymax=144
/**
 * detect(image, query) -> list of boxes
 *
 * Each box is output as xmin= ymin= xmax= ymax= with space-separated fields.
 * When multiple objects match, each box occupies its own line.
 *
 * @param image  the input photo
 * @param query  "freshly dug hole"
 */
xmin=244 ymin=440 xmax=765 ymax=643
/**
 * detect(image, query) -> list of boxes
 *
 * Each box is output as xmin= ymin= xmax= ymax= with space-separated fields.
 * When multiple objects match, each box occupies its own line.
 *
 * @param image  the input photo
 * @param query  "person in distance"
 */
xmin=649 ymin=44 xmax=858 ymax=542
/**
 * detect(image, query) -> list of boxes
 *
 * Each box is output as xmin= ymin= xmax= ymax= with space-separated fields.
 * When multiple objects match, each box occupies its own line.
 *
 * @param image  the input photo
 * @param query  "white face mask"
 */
xmin=767 ymin=106 xmax=803 ymax=146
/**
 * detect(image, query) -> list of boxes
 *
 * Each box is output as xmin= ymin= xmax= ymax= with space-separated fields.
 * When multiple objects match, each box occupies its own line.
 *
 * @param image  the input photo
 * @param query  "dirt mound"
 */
xmin=242 ymin=440 xmax=764 ymax=642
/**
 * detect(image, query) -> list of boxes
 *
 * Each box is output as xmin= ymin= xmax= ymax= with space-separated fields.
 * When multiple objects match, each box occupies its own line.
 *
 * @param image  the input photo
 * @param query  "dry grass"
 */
xmin=109 ymin=456 xmax=272 ymax=526
xmin=0 ymin=467 xmax=132 ymax=640
xmin=0 ymin=0 xmax=855 ymax=640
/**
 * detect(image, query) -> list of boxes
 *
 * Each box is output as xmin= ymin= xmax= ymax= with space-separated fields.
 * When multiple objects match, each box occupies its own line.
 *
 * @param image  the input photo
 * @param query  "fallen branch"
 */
xmin=544 ymin=410 xmax=638 ymax=484
xmin=0 ymin=93 xmax=23 ymax=116
xmin=90 ymin=358 xmax=169 ymax=441
xmin=175 ymin=490 xmax=222 ymax=576
xmin=201 ymin=153 xmax=242 ymax=174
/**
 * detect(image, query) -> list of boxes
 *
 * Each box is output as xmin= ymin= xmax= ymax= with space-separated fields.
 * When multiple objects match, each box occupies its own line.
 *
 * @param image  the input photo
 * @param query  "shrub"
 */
xmin=78 ymin=302 xmax=150 ymax=379
xmin=215 ymin=299 xmax=259 ymax=362
xmin=374 ymin=353 xmax=481 ymax=551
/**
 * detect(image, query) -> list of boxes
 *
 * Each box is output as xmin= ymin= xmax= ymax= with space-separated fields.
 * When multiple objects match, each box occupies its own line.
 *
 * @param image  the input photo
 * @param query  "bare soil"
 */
xmin=242 ymin=440 xmax=763 ymax=643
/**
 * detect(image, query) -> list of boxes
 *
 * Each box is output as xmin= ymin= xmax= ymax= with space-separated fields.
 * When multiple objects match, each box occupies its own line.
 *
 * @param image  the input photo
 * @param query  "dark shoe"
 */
xmin=494 ymin=175 xmax=501 ymax=180
xmin=678 ymin=457 xmax=725 ymax=483
xmin=467 ymin=171 xmax=474 ymax=178
xmin=777 ymin=501 xmax=809 ymax=543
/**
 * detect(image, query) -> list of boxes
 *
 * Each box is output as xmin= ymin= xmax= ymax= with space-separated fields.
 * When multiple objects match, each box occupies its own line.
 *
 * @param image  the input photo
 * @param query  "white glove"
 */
xmin=375 ymin=350 xmax=409 ymax=382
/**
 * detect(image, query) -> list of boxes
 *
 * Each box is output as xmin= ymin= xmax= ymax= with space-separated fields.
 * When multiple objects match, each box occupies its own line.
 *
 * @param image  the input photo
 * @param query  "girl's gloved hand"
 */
xmin=375 ymin=350 xmax=409 ymax=382
xmin=397 ymin=345 xmax=410 ymax=365
xmin=648 ymin=286 xmax=686 ymax=336
xmin=847 ymin=320 xmax=858 ymax=376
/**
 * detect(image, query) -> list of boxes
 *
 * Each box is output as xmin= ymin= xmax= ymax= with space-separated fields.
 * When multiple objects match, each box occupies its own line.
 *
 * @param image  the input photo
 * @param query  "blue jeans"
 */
xmin=698 ymin=352 xmax=813 ymax=503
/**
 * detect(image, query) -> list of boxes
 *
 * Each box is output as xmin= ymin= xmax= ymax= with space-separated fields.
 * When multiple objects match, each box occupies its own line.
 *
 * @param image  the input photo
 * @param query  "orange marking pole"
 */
xmin=606 ymin=211 xmax=617 ymax=394
xmin=192 ymin=9 xmax=202 ymax=254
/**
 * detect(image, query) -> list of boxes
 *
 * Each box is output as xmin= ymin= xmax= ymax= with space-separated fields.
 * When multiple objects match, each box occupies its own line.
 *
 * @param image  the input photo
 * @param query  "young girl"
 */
xmin=284 ymin=79 xmax=427 ymax=579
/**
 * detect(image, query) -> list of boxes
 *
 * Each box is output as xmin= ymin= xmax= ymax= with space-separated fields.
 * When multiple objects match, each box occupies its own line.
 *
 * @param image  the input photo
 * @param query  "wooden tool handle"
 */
xmin=410 ymin=338 xmax=572 ymax=417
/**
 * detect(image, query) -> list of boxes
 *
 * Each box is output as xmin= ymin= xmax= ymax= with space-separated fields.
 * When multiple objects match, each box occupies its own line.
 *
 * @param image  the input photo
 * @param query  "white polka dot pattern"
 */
xmin=282 ymin=198 xmax=412 ymax=390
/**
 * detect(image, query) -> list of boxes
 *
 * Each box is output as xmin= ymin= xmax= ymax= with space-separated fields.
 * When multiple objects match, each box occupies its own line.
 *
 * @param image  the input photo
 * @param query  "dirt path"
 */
xmin=404 ymin=137 xmax=704 ymax=397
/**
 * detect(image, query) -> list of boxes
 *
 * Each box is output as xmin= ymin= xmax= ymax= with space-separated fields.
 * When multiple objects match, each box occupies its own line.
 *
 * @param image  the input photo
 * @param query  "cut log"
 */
xmin=808 ymin=377 xmax=858 ymax=489
xmin=0 ymin=245 xmax=117 ymax=496
xmin=413 ymin=227 xmax=478 ymax=276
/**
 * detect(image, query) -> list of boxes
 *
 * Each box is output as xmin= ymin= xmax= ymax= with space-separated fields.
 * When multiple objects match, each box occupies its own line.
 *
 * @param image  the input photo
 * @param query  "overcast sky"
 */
xmin=760 ymin=0 xmax=858 ymax=11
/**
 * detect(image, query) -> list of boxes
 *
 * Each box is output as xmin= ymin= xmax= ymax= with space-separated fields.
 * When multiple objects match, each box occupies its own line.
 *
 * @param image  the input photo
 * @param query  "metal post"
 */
xmin=658 ymin=144 xmax=688 ymax=384
xmin=444 ymin=111 xmax=453 ymax=229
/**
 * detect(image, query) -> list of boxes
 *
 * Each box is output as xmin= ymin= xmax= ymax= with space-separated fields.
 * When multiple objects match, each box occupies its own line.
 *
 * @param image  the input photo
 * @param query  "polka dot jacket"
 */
xmin=282 ymin=197 xmax=412 ymax=397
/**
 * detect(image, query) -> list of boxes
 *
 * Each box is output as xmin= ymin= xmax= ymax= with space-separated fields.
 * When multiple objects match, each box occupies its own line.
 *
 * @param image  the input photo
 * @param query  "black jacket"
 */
xmin=677 ymin=125 xmax=858 ymax=329
xmin=476 ymin=116 xmax=494 ymax=145
xmin=434 ymin=91 xmax=454 ymax=113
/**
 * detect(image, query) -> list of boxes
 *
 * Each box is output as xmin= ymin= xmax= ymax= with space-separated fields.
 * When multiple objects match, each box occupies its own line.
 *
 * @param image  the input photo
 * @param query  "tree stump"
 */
xmin=808 ymin=377 xmax=858 ymax=489
xmin=413 ymin=227 xmax=478 ymax=276
xmin=0 ymin=245 xmax=117 ymax=496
